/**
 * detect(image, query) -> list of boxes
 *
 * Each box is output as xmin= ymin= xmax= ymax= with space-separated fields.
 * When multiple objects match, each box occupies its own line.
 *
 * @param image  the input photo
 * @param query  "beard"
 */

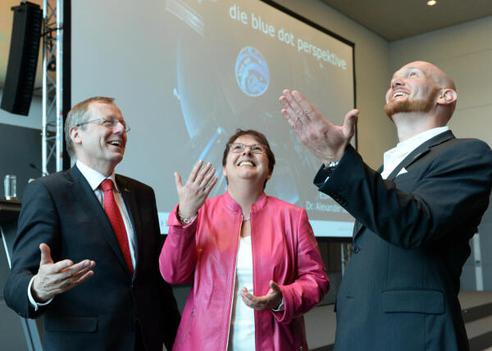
xmin=384 ymin=87 xmax=440 ymax=118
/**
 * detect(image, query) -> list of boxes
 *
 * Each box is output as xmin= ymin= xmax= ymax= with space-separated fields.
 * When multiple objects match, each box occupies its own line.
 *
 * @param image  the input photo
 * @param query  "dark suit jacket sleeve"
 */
xmin=316 ymin=142 xmax=492 ymax=248
xmin=3 ymin=180 xmax=61 ymax=318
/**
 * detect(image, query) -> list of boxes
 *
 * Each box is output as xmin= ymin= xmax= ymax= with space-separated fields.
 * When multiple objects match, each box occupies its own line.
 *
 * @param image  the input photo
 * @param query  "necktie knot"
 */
xmin=100 ymin=179 xmax=114 ymax=192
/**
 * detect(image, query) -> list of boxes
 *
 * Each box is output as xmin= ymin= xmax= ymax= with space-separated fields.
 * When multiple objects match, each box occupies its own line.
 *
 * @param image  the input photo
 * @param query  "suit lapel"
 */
xmin=387 ymin=130 xmax=454 ymax=181
xmin=352 ymin=221 xmax=363 ymax=239
xmin=116 ymin=175 xmax=141 ymax=273
xmin=70 ymin=166 xmax=131 ymax=274
xmin=352 ymin=130 xmax=455 ymax=240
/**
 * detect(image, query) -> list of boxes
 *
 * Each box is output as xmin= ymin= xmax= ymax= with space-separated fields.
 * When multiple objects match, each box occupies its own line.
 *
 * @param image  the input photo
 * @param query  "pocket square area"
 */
xmin=397 ymin=168 xmax=408 ymax=176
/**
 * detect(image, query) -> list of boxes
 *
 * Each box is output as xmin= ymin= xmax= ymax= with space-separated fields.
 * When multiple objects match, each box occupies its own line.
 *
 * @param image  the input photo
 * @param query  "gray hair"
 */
xmin=65 ymin=96 xmax=115 ymax=157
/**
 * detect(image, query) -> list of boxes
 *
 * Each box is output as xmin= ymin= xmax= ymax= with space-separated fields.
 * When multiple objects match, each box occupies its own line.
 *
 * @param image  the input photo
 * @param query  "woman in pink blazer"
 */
xmin=160 ymin=129 xmax=329 ymax=351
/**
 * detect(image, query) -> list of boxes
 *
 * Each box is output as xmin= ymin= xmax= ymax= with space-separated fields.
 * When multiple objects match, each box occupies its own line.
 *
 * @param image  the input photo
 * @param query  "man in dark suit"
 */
xmin=280 ymin=61 xmax=492 ymax=351
xmin=4 ymin=97 xmax=180 ymax=351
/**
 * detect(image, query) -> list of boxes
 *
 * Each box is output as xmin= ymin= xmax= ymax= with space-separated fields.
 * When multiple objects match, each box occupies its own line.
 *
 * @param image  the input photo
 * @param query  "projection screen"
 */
xmin=71 ymin=0 xmax=356 ymax=237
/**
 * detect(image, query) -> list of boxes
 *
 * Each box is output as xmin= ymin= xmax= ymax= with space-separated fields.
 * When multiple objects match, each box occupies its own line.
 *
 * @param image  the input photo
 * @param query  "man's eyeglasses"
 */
xmin=229 ymin=143 xmax=267 ymax=154
xmin=76 ymin=117 xmax=131 ymax=133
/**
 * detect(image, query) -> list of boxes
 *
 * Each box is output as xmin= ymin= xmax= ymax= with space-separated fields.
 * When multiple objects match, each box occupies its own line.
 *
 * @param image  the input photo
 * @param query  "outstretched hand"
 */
xmin=32 ymin=243 xmax=95 ymax=302
xmin=279 ymin=89 xmax=358 ymax=163
xmin=175 ymin=160 xmax=217 ymax=219
xmin=240 ymin=280 xmax=283 ymax=311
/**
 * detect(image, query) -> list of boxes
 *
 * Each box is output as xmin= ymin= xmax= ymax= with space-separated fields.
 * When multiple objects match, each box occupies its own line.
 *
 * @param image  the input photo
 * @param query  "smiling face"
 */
xmin=223 ymin=134 xmax=272 ymax=188
xmin=384 ymin=61 xmax=442 ymax=119
xmin=71 ymin=101 xmax=127 ymax=175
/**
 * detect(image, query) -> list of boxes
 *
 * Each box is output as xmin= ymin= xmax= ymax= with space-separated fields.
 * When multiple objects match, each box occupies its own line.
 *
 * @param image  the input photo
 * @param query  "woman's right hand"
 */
xmin=175 ymin=160 xmax=217 ymax=219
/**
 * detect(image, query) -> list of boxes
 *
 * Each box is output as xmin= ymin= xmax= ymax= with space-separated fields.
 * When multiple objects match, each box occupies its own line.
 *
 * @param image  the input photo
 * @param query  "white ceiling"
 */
xmin=320 ymin=0 xmax=492 ymax=41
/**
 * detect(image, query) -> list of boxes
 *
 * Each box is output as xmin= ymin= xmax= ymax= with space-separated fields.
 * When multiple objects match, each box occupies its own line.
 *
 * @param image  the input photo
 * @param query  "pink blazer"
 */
xmin=160 ymin=192 xmax=329 ymax=351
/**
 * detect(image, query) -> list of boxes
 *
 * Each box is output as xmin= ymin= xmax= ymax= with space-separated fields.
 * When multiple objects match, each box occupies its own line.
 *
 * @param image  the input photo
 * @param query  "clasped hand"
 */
xmin=32 ymin=243 xmax=95 ymax=302
xmin=175 ymin=160 xmax=217 ymax=219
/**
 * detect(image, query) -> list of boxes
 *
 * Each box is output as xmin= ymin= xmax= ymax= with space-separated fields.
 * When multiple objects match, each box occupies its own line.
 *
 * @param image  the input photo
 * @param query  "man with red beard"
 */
xmin=279 ymin=61 xmax=492 ymax=351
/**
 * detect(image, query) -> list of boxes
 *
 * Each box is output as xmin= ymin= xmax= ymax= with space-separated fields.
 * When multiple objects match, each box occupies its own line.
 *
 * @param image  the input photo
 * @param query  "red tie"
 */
xmin=100 ymin=179 xmax=134 ymax=274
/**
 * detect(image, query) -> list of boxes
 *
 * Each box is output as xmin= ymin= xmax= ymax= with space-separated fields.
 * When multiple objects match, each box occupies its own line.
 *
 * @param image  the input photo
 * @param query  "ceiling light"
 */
xmin=427 ymin=0 xmax=437 ymax=6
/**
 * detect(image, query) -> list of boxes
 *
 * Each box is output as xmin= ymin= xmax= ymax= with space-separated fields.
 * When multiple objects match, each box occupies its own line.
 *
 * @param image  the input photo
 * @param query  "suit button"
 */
xmin=353 ymin=246 xmax=360 ymax=254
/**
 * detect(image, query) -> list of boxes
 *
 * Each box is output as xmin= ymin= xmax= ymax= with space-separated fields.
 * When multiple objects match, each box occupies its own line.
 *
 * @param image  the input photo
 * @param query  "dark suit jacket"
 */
xmin=4 ymin=165 xmax=180 ymax=351
xmin=315 ymin=131 xmax=492 ymax=351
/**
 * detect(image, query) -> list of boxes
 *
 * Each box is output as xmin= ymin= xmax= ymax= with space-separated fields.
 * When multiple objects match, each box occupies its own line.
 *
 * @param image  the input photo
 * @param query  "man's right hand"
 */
xmin=279 ymin=89 xmax=358 ymax=164
xmin=31 ymin=243 xmax=96 ymax=302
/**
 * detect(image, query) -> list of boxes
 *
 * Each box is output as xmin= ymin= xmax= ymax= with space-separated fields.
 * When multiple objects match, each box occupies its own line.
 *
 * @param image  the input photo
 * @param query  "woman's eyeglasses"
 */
xmin=229 ymin=143 xmax=267 ymax=154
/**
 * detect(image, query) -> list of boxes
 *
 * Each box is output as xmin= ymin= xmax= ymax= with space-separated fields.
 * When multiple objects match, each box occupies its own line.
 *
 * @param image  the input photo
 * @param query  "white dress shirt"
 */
xmin=28 ymin=161 xmax=136 ymax=310
xmin=380 ymin=126 xmax=449 ymax=179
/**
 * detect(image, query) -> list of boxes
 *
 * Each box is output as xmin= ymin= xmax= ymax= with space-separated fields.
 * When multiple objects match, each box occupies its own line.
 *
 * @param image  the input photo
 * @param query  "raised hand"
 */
xmin=32 ymin=243 xmax=96 ymax=302
xmin=240 ymin=280 xmax=283 ymax=311
xmin=175 ymin=160 xmax=217 ymax=219
xmin=279 ymin=89 xmax=358 ymax=163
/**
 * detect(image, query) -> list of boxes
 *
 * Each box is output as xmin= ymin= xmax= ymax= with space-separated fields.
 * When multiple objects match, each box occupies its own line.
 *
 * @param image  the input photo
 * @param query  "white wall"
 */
xmin=0 ymin=90 xmax=42 ymax=130
xmin=274 ymin=0 xmax=395 ymax=168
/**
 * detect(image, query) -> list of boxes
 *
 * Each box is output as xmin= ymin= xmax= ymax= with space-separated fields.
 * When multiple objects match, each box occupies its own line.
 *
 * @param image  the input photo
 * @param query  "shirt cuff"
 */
xmin=313 ymin=161 xmax=340 ymax=187
xmin=28 ymin=276 xmax=53 ymax=311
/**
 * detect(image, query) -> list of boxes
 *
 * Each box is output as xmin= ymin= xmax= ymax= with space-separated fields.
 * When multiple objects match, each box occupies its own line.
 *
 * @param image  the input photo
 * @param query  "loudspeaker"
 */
xmin=1 ymin=2 xmax=42 ymax=116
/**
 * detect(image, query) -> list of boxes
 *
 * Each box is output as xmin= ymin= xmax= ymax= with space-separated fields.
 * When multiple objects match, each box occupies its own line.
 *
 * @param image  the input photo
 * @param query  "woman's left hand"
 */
xmin=240 ymin=280 xmax=283 ymax=311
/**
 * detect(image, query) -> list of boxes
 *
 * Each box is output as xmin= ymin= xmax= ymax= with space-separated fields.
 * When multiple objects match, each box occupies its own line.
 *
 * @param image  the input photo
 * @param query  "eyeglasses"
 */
xmin=229 ymin=143 xmax=267 ymax=154
xmin=76 ymin=117 xmax=131 ymax=133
